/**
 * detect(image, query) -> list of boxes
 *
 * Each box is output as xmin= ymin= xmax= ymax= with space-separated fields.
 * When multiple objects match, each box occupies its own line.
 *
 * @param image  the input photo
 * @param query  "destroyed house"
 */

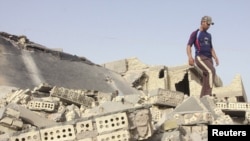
xmin=103 ymin=57 xmax=247 ymax=102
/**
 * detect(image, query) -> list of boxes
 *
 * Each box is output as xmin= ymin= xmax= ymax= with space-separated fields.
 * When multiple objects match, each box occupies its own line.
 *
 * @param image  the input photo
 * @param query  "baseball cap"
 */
xmin=201 ymin=16 xmax=214 ymax=25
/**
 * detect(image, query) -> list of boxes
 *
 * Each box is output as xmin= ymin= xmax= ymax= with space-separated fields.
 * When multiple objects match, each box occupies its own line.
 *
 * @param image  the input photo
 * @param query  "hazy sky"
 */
xmin=1 ymin=0 xmax=250 ymax=101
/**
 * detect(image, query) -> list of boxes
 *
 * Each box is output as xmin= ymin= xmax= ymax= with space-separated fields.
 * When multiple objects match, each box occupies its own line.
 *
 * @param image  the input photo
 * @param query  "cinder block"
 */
xmin=28 ymin=101 xmax=55 ymax=112
xmin=76 ymin=120 xmax=93 ymax=133
xmin=9 ymin=130 xmax=41 ymax=141
xmin=149 ymin=89 xmax=184 ymax=107
xmin=40 ymin=124 xmax=76 ymax=141
xmin=95 ymin=112 xmax=128 ymax=133
xmin=50 ymin=87 xmax=94 ymax=107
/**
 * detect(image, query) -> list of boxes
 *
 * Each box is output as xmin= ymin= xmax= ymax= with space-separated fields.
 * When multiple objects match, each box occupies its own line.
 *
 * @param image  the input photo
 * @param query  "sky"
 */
xmin=1 ymin=0 xmax=250 ymax=101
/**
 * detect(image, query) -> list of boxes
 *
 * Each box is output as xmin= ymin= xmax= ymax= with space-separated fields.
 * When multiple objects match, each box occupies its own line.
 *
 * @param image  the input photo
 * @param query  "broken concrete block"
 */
xmin=9 ymin=129 xmax=41 ymax=141
xmin=12 ymin=119 xmax=23 ymax=129
xmin=0 ymin=117 xmax=13 ymax=126
xmin=65 ymin=104 xmax=81 ymax=121
xmin=76 ymin=120 xmax=98 ymax=141
xmin=97 ymin=92 xmax=114 ymax=104
xmin=174 ymin=96 xmax=208 ymax=114
xmin=40 ymin=124 xmax=76 ymax=141
xmin=95 ymin=112 xmax=128 ymax=134
xmin=5 ymin=108 xmax=20 ymax=118
xmin=0 ymin=116 xmax=23 ymax=130
xmin=50 ymin=86 xmax=95 ymax=107
xmin=0 ymin=116 xmax=23 ymax=129
xmin=162 ymin=119 xmax=178 ymax=131
xmin=75 ymin=119 xmax=94 ymax=134
xmin=128 ymin=108 xmax=153 ymax=140
xmin=27 ymin=100 xmax=56 ymax=112
xmin=148 ymin=88 xmax=184 ymax=107
xmin=65 ymin=110 xmax=80 ymax=122
xmin=7 ymin=103 xmax=58 ymax=128
xmin=47 ymin=112 xmax=65 ymax=122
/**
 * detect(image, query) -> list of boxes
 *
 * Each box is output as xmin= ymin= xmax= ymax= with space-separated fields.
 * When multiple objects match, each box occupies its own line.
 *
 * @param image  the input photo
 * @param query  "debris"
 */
xmin=0 ymin=32 xmax=249 ymax=140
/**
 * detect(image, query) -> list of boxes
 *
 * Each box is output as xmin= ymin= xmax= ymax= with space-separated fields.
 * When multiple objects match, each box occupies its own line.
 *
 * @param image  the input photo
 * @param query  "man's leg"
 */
xmin=195 ymin=55 xmax=215 ymax=97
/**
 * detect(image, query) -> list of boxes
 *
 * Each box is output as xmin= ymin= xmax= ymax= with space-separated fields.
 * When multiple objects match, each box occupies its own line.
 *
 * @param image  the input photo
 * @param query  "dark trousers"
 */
xmin=195 ymin=55 xmax=216 ymax=98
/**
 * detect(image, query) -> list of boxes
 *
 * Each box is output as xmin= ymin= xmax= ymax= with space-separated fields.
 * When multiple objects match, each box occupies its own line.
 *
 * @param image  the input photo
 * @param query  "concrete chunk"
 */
xmin=9 ymin=130 xmax=41 ymax=141
xmin=40 ymin=124 xmax=76 ymax=141
xmin=7 ymin=103 xmax=58 ymax=128
xmin=174 ymin=96 xmax=208 ymax=114
xmin=5 ymin=108 xmax=20 ymax=118
xmin=162 ymin=119 xmax=178 ymax=131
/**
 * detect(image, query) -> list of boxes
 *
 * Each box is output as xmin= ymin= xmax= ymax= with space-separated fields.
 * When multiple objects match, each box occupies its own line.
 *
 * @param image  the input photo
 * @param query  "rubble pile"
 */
xmin=0 ymin=83 xmax=249 ymax=141
xmin=0 ymin=32 xmax=249 ymax=141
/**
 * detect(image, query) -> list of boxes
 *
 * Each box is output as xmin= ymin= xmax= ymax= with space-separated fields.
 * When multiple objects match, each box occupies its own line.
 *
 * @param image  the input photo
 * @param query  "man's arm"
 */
xmin=211 ymin=48 xmax=219 ymax=66
xmin=186 ymin=45 xmax=194 ymax=66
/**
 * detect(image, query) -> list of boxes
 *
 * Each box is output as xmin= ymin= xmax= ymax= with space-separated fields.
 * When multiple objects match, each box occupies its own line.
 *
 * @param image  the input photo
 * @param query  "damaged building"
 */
xmin=0 ymin=32 xmax=249 ymax=141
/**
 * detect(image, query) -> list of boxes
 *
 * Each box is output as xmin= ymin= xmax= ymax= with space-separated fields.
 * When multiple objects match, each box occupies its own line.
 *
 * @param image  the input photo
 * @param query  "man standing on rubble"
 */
xmin=186 ymin=16 xmax=219 ymax=98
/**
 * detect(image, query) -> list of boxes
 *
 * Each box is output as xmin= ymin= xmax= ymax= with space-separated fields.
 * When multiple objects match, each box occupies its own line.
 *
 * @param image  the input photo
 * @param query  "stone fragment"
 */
xmin=162 ymin=119 xmax=178 ymax=131
xmin=7 ymin=103 xmax=58 ymax=128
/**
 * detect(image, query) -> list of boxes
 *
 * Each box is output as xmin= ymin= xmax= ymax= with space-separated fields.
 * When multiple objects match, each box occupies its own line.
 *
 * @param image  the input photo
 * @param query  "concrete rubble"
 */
xmin=0 ymin=32 xmax=249 ymax=141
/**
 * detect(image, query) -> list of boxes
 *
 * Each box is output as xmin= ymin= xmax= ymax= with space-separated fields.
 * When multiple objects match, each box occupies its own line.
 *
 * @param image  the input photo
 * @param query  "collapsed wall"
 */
xmin=102 ymin=57 xmax=247 ymax=102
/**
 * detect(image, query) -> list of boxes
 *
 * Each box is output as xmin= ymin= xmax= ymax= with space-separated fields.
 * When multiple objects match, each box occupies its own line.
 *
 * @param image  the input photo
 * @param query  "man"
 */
xmin=186 ymin=16 xmax=219 ymax=98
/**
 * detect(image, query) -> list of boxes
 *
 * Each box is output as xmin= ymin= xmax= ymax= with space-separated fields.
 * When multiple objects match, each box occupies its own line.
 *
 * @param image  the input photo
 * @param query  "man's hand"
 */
xmin=188 ymin=57 xmax=195 ymax=66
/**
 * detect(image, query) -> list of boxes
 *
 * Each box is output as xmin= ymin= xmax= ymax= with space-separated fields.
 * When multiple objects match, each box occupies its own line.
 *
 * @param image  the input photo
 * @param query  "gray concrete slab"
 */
xmin=174 ymin=96 xmax=208 ymax=114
